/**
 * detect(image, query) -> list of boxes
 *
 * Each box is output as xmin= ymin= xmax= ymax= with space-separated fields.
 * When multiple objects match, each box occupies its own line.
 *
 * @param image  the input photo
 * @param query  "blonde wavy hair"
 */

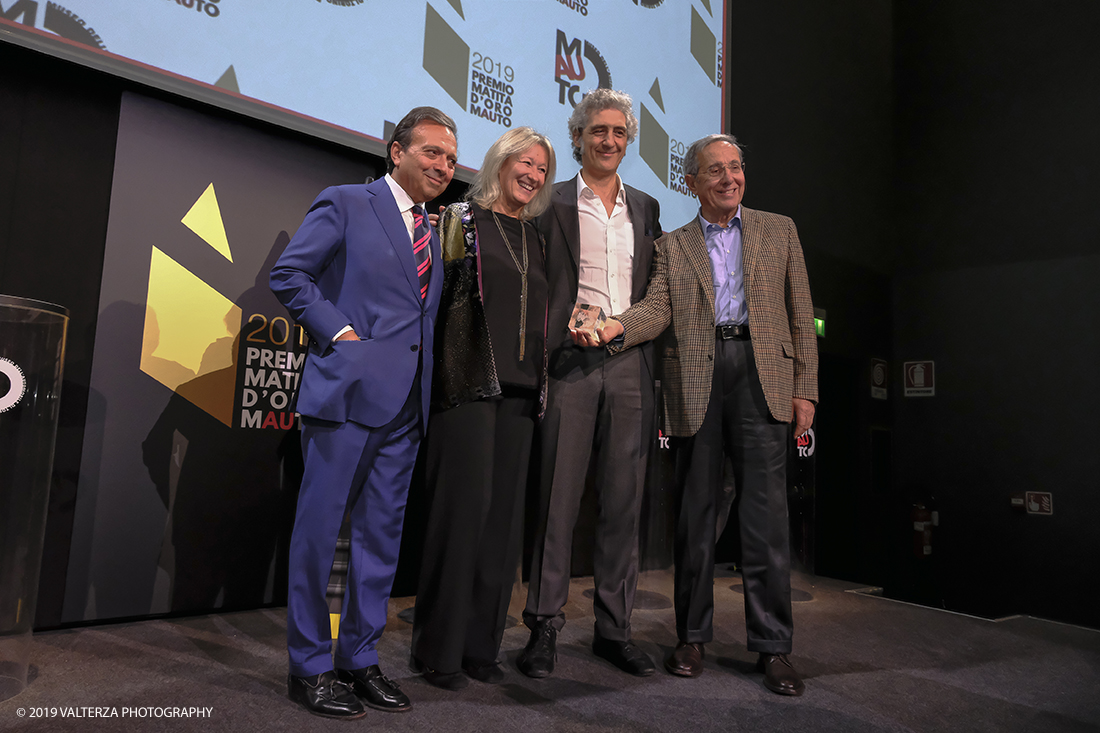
xmin=467 ymin=127 xmax=556 ymax=220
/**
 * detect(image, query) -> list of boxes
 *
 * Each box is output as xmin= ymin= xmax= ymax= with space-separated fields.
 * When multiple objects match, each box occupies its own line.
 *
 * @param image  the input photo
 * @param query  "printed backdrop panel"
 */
xmin=64 ymin=92 xmax=374 ymax=623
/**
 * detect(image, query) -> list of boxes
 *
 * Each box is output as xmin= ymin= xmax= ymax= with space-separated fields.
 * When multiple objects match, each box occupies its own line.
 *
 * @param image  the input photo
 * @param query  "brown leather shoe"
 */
xmin=757 ymin=653 xmax=805 ymax=696
xmin=664 ymin=642 xmax=705 ymax=677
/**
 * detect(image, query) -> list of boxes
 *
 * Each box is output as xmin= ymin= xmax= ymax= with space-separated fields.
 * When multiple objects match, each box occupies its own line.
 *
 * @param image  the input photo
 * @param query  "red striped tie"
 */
xmin=411 ymin=205 xmax=432 ymax=300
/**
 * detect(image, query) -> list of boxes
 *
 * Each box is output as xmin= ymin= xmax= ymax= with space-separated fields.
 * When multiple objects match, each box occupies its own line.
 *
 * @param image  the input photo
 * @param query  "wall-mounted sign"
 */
xmin=871 ymin=358 xmax=887 ymax=400
xmin=903 ymin=360 xmax=935 ymax=397
xmin=1026 ymin=492 xmax=1053 ymax=515
xmin=813 ymin=307 xmax=826 ymax=338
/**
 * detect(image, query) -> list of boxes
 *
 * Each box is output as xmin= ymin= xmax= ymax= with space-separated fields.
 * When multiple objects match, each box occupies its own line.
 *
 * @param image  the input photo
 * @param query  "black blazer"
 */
xmin=537 ymin=175 xmax=662 ymax=380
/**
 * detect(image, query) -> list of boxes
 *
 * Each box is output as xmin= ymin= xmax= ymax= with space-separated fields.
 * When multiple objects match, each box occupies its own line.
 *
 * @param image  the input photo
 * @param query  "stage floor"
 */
xmin=3 ymin=569 xmax=1098 ymax=732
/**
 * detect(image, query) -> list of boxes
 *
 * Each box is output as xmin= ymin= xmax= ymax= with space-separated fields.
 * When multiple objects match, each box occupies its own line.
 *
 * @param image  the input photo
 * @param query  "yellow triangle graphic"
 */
xmin=182 ymin=183 xmax=233 ymax=262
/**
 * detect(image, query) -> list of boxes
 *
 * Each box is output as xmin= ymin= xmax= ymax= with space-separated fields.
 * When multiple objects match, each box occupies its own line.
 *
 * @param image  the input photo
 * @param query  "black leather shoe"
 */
xmin=287 ymin=671 xmax=366 ymax=719
xmin=336 ymin=665 xmax=413 ymax=711
xmin=409 ymin=656 xmax=468 ymax=691
xmin=463 ymin=659 xmax=505 ymax=684
xmin=592 ymin=636 xmax=656 ymax=677
xmin=757 ymin=653 xmax=805 ymax=696
xmin=517 ymin=621 xmax=557 ymax=678
xmin=665 ymin=642 xmax=705 ymax=677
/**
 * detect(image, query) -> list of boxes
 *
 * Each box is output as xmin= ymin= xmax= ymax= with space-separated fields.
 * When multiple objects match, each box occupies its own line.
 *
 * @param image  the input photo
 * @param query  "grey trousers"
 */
xmin=523 ymin=348 xmax=650 ymax=641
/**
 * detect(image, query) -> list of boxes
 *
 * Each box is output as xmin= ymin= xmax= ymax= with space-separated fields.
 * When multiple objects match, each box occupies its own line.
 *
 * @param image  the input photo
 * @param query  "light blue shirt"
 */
xmin=700 ymin=207 xmax=746 ymax=326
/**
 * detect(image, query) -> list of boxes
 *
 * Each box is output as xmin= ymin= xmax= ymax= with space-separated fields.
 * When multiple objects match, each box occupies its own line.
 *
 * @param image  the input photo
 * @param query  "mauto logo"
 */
xmin=1 ymin=0 xmax=105 ymax=47
xmin=796 ymin=428 xmax=815 ymax=458
xmin=554 ymin=30 xmax=611 ymax=107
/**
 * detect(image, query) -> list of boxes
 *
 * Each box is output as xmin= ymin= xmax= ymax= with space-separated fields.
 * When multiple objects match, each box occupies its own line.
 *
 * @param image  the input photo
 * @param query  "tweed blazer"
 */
xmin=612 ymin=207 xmax=818 ymax=437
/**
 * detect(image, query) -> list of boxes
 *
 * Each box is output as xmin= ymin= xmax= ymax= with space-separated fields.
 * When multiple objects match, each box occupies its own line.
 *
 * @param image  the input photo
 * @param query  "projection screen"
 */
xmin=2 ymin=0 xmax=729 ymax=227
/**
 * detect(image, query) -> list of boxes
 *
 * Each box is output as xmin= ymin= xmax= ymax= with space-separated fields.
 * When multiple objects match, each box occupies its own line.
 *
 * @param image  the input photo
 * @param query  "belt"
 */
xmin=715 ymin=323 xmax=750 ymax=340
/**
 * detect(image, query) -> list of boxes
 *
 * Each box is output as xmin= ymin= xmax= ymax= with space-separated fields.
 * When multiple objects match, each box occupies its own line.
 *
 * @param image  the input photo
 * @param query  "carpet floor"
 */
xmin=2 ymin=569 xmax=1097 ymax=732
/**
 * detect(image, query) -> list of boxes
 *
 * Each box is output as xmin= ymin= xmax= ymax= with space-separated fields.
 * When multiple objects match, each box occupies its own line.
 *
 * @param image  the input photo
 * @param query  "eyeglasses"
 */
xmin=700 ymin=161 xmax=745 ymax=178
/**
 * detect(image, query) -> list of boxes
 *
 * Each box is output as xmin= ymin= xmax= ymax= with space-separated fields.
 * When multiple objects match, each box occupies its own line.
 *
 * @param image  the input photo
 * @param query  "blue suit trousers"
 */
xmin=286 ymin=378 xmax=422 ymax=677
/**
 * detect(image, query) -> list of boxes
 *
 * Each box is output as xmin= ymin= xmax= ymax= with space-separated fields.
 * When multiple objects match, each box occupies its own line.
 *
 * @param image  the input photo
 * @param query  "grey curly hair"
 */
xmin=566 ymin=89 xmax=638 ymax=164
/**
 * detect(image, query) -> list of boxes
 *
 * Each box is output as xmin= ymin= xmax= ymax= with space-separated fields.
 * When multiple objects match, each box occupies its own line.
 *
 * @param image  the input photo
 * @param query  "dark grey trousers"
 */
xmin=523 ymin=348 xmax=650 ymax=641
xmin=672 ymin=337 xmax=793 ymax=654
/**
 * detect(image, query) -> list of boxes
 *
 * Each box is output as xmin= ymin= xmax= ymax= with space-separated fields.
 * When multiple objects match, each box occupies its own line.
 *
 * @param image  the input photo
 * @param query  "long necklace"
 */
xmin=490 ymin=209 xmax=529 ymax=361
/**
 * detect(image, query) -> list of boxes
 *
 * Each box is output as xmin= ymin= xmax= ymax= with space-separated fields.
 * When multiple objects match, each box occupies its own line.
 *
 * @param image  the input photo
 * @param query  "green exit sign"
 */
xmin=814 ymin=308 xmax=826 ymax=337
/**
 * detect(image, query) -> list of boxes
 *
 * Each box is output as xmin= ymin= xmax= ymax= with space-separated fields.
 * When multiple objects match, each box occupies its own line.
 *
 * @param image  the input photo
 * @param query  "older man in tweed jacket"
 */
xmin=593 ymin=134 xmax=817 ymax=696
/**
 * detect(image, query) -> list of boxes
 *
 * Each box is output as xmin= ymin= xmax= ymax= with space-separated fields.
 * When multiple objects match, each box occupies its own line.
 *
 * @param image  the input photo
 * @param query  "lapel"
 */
xmin=739 ymin=207 xmax=762 ymax=297
xmin=551 ymin=177 xmax=581 ymax=273
xmin=680 ymin=219 xmax=716 ymax=314
xmin=366 ymin=178 xmax=422 ymax=304
xmin=624 ymin=185 xmax=649 ymax=294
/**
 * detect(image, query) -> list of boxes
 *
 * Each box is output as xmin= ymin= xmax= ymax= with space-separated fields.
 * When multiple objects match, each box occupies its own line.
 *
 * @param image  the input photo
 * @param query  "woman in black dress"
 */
xmin=411 ymin=127 xmax=556 ymax=689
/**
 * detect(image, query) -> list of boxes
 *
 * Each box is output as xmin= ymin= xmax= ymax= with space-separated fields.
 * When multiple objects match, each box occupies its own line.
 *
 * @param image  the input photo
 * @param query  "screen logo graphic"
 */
xmin=690 ymin=4 xmax=720 ymax=85
xmin=554 ymin=30 xmax=610 ymax=107
xmin=423 ymin=3 xmax=470 ymax=110
xmin=639 ymin=79 xmax=668 ymax=187
xmin=0 ymin=358 xmax=27 ymax=413
xmin=215 ymin=65 xmax=239 ymax=93
xmin=168 ymin=0 xmax=222 ymax=18
xmin=639 ymin=78 xmax=697 ymax=199
xmin=557 ymin=0 xmax=588 ymax=16
xmin=1 ymin=1 xmax=105 ymax=48
xmin=423 ymin=2 xmax=519 ymax=128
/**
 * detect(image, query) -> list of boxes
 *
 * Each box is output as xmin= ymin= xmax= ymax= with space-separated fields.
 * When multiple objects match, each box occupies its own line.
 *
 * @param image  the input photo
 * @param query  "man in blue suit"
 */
xmin=271 ymin=107 xmax=458 ymax=719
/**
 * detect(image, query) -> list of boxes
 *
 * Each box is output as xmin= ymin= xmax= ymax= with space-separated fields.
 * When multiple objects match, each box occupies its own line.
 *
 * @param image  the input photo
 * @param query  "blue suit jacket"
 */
xmin=270 ymin=178 xmax=443 ymax=428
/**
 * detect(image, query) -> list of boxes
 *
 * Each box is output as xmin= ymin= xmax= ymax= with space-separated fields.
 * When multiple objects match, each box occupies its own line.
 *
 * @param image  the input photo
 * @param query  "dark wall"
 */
xmin=1 ymin=42 xmax=119 ymax=627
xmin=728 ymin=1 xmax=1100 ymax=629
xmin=728 ymin=3 xmax=897 ymax=584
xmin=728 ymin=1 xmax=895 ymax=273
xmin=891 ymin=1 xmax=1100 ymax=626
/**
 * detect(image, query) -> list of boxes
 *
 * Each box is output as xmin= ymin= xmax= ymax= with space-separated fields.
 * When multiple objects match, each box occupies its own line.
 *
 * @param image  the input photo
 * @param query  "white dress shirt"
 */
xmin=384 ymin=172 xmax=422 ymax=244
xmin=575 ymin=173 xmax=635 ymax=318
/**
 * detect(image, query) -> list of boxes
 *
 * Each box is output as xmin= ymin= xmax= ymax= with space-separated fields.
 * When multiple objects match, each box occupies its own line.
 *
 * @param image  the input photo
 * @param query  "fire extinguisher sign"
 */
xmin=903 ymin=360 xmax=935 ymax=397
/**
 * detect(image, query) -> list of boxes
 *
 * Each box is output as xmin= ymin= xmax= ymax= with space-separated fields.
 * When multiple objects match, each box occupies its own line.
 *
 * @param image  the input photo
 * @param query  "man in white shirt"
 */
xmin=518 ymin=89 xmax=662 ymax=679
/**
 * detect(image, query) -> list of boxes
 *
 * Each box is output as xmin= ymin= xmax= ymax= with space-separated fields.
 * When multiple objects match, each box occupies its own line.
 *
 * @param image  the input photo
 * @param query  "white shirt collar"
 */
xmin=576 ymin=172 xmax=626 ymax=205
xmin=384 ymin=173 xmax=422 ymax=213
